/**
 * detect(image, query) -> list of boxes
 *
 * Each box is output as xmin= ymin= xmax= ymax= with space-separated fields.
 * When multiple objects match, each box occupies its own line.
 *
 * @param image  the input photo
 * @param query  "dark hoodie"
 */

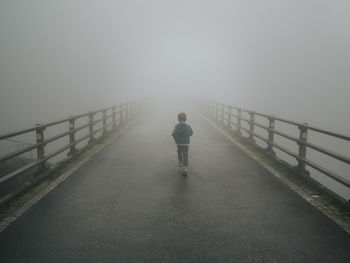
xmin=172 ymin=122 xmax=193 ymax=145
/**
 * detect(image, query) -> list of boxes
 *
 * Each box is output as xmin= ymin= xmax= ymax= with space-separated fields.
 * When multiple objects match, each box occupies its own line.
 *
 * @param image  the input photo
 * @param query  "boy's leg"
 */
xmin=177 ymin=145 xmax=183 ymax=164
xmin=182 ymin=146 xmax=189 ymax=167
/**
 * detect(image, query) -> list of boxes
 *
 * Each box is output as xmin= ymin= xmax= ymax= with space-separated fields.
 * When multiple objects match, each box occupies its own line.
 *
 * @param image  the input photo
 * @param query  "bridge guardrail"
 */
xmin=0 ymin=101 xmax=145 ymax=185
xmin=199 ymin=100 xmax=350 ymax=203
xmin=0 ymin=139 xmax=34 ymax=159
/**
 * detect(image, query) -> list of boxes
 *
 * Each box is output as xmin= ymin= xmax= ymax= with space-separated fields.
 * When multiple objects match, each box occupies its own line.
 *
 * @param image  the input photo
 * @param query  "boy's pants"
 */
xmin=177 ymin=145 xmax=189 ymax=167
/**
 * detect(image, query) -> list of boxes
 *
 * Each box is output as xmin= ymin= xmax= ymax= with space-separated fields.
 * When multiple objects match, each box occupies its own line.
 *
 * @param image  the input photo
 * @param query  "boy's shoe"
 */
xmin=183 ymin=167 xmax=188 ymax=175
xmin=178 ymin=162 xmax=183 ymax=167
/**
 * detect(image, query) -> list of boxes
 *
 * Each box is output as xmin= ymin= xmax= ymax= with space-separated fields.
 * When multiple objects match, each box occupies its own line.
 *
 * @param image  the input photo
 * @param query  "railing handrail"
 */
xmin=3 ymin=138 xmax=33 ymax=146
xmin=204 ymin=100 xmax=350 ymax=141
xmin=0 ymin=100 xmax=145 ymax=187
xmin=0 ymin=104 xmax=132 ymax=141
xmin=200 ymin=100 xmax=350 ymax=203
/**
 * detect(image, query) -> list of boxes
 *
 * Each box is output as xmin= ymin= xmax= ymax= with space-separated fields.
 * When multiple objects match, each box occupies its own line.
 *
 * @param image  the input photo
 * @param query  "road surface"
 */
xmin=0 ymin=110 xmax=349 ymax=262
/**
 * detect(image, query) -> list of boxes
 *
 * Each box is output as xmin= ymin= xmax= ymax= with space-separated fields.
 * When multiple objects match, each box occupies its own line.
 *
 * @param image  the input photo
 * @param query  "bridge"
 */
xmin=0 ymin=100 xmax=349 ymax=262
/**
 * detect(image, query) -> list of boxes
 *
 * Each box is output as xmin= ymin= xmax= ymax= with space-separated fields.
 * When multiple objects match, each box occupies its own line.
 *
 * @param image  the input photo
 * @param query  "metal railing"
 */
xmin=0 ymin=101 xmax=144 ymax=185
xmin=0 ymin=139 xmax=34 ymax=159
xmin=199 ymin=100 xmax=350 ymax=202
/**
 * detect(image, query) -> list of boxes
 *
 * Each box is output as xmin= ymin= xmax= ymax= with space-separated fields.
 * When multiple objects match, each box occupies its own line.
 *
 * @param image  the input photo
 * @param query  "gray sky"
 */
xmin=1 ymin=0 xmax=349 ymax=132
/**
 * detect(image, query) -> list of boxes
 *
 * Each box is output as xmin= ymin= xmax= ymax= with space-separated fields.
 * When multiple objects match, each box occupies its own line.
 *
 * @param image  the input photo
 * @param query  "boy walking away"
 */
xmin=172 ymin=112 xmax=193 ymax=175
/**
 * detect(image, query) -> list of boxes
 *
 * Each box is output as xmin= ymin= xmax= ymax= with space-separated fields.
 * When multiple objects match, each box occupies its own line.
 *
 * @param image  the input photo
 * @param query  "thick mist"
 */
xmin=1 ymin=0 xmax=349 ymax=133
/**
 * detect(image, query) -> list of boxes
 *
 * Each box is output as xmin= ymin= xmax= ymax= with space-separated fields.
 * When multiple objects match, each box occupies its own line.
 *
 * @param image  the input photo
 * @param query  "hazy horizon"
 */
xmin=1 ymin=0 xmax=349 ymax=133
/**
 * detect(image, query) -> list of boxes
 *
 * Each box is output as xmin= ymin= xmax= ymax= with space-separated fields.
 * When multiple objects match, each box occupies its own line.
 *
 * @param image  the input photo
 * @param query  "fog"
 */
xmin=1 ymin=0 xmax=349 ymax=132
xmin=1 ymin=1 xmax=349 ymax=197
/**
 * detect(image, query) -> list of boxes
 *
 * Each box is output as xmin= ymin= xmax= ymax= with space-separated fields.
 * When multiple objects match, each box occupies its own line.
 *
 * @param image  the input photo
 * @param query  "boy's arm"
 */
xmin=188 ymin=125 xmax=193 ymax=136
xmin=172 ymin=128 xmax=177 ymax=140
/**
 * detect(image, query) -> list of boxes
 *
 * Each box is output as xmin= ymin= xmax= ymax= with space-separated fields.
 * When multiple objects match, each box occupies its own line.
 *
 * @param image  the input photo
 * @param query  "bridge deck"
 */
xmin=0 ymin=111 xmax=350 ymax=262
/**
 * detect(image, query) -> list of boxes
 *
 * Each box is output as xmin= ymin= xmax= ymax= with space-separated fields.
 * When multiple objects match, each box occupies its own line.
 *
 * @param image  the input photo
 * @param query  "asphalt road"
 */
xmin=0 ymin=110 xmax=350 ymax=263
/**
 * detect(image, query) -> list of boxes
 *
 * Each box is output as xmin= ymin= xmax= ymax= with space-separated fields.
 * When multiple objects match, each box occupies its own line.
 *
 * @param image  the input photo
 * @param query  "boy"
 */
xmin=172 ymin=112 xmax=193 ymax=175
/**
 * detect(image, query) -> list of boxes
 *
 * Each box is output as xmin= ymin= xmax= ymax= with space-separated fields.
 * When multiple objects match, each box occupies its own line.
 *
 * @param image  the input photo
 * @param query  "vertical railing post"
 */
xmin=249 ymin=111 xmax=255 ymax=142
xmin=220 ymin=104 xmax=225 ymax=124
xmin=119 ymin=105 xmax=123 ymax=124
xmin=296 ymin=124 xmax=308 ymax=174
xmin=36 ymin=124 xmax=46 ymax=173
xmin=213 ymin=102 xmax=216 ymax=118
xmin=88 ymin=111 xmax=95 ymax=144
xmin=128 ymin=104 xmax=131 ymax=118
xmin=133 ymin=102 xmax=137 ymax=117
xmin=124 ymin=104 xmax=128 ymax=121
xmin=112 ymin=106 xmax=116 ymax=129
xmin=266 ymin=116 xmax=275 ymax=154
xmin=209 ymin=102 xmax=212 ymax=118
xmin=213 ymin=103 xmax=216 ymax=119
xmin=237 ymin=108 xmax=242 ymax=134
xmin=68 ymin=116 xmax=76 ymax=156
xmin=227 ymin=106 xmax=232 ymax=129
xmin=130 ymin=103 xmax=133 ymax=118
xmin=129 ymin=103 xmax=132 ymax=119
xmin=217 ymin=104 xmax=219 ymax=120
xmin=102 ymin=109 xmax=107 ymax=135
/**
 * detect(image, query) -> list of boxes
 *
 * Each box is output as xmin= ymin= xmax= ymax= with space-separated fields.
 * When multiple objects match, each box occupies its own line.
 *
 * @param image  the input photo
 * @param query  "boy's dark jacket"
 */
xmin=172 ymin=122 xmax=193 ymax=145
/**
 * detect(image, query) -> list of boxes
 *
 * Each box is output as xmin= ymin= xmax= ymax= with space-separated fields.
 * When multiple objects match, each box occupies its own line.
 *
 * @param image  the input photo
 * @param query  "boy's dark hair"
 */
xmin=178 ymin=112 xmax=187 ymax=122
